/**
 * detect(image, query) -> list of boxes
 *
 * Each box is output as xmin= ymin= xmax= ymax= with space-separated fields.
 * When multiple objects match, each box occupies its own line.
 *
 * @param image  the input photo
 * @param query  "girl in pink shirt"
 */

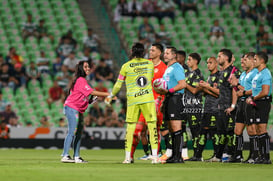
xmin=61 ymin=61 xmax=110 ymax=163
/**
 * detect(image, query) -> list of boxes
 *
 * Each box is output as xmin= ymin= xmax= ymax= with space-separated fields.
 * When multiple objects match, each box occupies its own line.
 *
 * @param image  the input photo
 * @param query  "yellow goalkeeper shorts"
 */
xmin=126 ymin=102 xmax=157 ymax=123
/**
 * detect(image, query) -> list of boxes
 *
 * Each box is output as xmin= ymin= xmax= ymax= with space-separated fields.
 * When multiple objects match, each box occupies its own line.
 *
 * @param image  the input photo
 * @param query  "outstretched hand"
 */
xmin=104 ymin=95 xmax=117 ymax=106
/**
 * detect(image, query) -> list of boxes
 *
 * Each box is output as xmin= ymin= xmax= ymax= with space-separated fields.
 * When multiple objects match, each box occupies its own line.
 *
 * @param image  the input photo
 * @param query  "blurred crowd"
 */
xmin=0 ymin=12 xmax=126 ymax=135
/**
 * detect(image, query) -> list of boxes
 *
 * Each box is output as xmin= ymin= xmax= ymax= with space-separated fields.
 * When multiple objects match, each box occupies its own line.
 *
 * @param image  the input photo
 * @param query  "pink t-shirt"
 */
xmin=65 ymin=77 xmax=93 ymax=113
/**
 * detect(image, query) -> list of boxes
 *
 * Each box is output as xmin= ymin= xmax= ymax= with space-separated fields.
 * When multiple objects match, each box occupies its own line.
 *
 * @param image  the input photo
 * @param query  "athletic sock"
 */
xmin=258 ymin=134 xmax=265 ymax=159
xmin=143 ymin=144 xmax=149 ymax=156
xmin=172 ymin=130 xmax=182 ymax=159
xmin=131 ymin=135 xmax=139 ymax=158
xmin=264 ymin=133 xmax=271 ymax=160
xmin=157 ymin=127 xmax=161 ymax=154
xmin=165 ymin=148 xmax=173 ymax=157
xmin=196 ymin=129 xmax=208 ymax=158
xmin=235 ymin=134 xmax=243 ymax=157
xmin=209 ymin=129 xmax=219 ymax=156
xmin=253 ymin=135 xmax=259 ymax=159
xmin=147 ymin=121 xmax=158 ymax=153
xmin=190 ymin=127 xmax=200 ymax=157
xmin=125 ymin=151 xmax=131 ymax=160
xmin=226 ymin=131 xmax=235 ymax=156
xmin=248 ymin=135 xmax=254 ymax=159
xmin=259 ymin=133 xmax=270 ymax=160
xmin=216 ymin=134 xmax=225 ymax=159
xmin=181 ymin=131 xmax=188 ymax=158
xmin=125 ymin=123 xmax=137 ymax=157
xmin=163 ymin=133 xmax=172 ymax=150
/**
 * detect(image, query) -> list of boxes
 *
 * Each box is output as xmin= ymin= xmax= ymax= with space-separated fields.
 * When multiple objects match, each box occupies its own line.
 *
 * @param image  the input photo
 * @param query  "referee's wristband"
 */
xmin=231 ymin=104 xmax=235 ymax=109
xmin=168 ymin=88 xmax=175 ymax=93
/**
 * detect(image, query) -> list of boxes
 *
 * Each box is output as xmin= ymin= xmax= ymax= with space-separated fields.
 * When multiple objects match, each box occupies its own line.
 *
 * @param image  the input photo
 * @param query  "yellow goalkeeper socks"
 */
xmin=147 ymin=121 xmax=158 ymax=156
xmin=124 ymin=123 xmax=136 ymax=159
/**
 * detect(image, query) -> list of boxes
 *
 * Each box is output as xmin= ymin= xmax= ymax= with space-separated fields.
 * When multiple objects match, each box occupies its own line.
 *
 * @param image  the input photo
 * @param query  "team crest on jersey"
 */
xmin=154 ymin=68 xmax=158 ymax=73
xmin=211 ymin=77 xmax=216 ymax=81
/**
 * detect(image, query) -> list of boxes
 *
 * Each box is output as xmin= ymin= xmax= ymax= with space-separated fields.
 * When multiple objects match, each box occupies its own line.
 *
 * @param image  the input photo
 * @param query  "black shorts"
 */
xmin=217 ymin=109 xmax=235 ymax=133
xmin=235 ymin=99 xmax=246 ymax=124
xmin=162 ymin=93 xmax=186 ymax=121
xmin=201 ymin=113 xmax=218 ymax=129
xmin=186 ymin=113 xmax=202 ymax=128
xmin=253 ymin=99 xmax=271 ymax=124
xmin=245 ymin=103 xmax=255 ymax=125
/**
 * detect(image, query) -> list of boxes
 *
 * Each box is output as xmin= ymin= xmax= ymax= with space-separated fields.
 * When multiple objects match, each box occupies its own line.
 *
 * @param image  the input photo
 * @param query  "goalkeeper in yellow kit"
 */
xmin=106 ymin=42 xmax=159 ymax=164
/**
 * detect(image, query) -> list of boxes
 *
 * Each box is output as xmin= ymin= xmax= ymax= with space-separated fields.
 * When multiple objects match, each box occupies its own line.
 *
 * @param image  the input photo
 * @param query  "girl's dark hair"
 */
xmin=70 ymin=61 xmax=88 ymax=91
xmin=131 ymin=42 xmax=145 ymax=59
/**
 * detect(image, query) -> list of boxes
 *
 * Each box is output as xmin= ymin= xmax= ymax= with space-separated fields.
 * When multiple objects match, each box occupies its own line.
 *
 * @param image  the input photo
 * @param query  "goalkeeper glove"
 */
xmin=104 ymin=93 xmax=113 ymax=106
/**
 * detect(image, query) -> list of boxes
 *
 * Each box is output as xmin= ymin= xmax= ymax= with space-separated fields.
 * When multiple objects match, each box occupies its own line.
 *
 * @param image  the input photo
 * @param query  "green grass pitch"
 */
xmin=0 ymin=149 xmax=272 ymax=181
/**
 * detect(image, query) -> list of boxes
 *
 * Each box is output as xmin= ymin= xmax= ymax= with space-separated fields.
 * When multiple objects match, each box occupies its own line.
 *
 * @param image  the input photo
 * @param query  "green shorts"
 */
xmin=126 ymin=102 xmax=157 ymax=123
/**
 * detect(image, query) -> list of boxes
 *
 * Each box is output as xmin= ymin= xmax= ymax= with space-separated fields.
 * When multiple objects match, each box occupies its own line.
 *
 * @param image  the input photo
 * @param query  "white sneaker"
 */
xmin=207 ymin=156 xmax=221 ymax=162
xmin=75 ymin=157 xmax=88 ymax=163
xmin=122 ymin=158 xmax=133 ymax=164
xmin=151 ymin=156 xmax=160 ymax=164
xmin=61 ymin=155 xmax=75 ymax=163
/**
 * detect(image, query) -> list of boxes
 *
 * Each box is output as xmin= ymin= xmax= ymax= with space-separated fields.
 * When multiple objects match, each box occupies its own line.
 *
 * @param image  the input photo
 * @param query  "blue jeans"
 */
xmin=62 ymin=106 xmax=84 ymax=157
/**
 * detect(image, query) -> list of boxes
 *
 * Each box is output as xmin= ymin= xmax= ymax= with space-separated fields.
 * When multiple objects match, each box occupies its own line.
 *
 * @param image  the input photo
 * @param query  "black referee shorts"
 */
xmin=253 ymin=98 xmax=271 ymax=124
xmin=245 ymin=103 xmax=255 ymax=125
xmin=235 ymin=98 xmax=246 ymax=124
xmin=163 ymin=93 xmax=186 ymax=121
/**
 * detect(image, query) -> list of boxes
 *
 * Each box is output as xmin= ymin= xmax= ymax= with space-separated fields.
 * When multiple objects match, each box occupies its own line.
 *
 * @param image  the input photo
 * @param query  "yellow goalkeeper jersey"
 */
xmin=112 ymin=58 xmax=155 ymax=106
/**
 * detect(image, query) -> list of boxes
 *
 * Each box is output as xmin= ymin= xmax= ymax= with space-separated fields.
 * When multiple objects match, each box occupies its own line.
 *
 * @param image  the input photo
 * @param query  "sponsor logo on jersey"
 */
xmin=134 ymin=89 xmax=149 ymax=97
xmin=129 ymin=62 xmax=149 ymax=67
xmin=134 ymin=67 xmax=148 ymax=74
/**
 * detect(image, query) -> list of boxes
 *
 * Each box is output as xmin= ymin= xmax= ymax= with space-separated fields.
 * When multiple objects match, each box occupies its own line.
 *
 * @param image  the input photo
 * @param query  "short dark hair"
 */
xmin=166 ymin=46 xmax=177 ymax=55
xmin=177 ymin=50 xmax=186 ymax=58
xmin=189 ymin=53 xmax=201 ymax=64
xmin=246 ymin=52 xmax=255 ymax=59
xmin=151 ymin=43 xmax=164 ymax=53
xmin=131 ymin=42 xmax=145 ymax=58
xmin=219 ymin=48 xmax=233 ymax=63
xmin=256 ymin=51 xmax=268 ymax=64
